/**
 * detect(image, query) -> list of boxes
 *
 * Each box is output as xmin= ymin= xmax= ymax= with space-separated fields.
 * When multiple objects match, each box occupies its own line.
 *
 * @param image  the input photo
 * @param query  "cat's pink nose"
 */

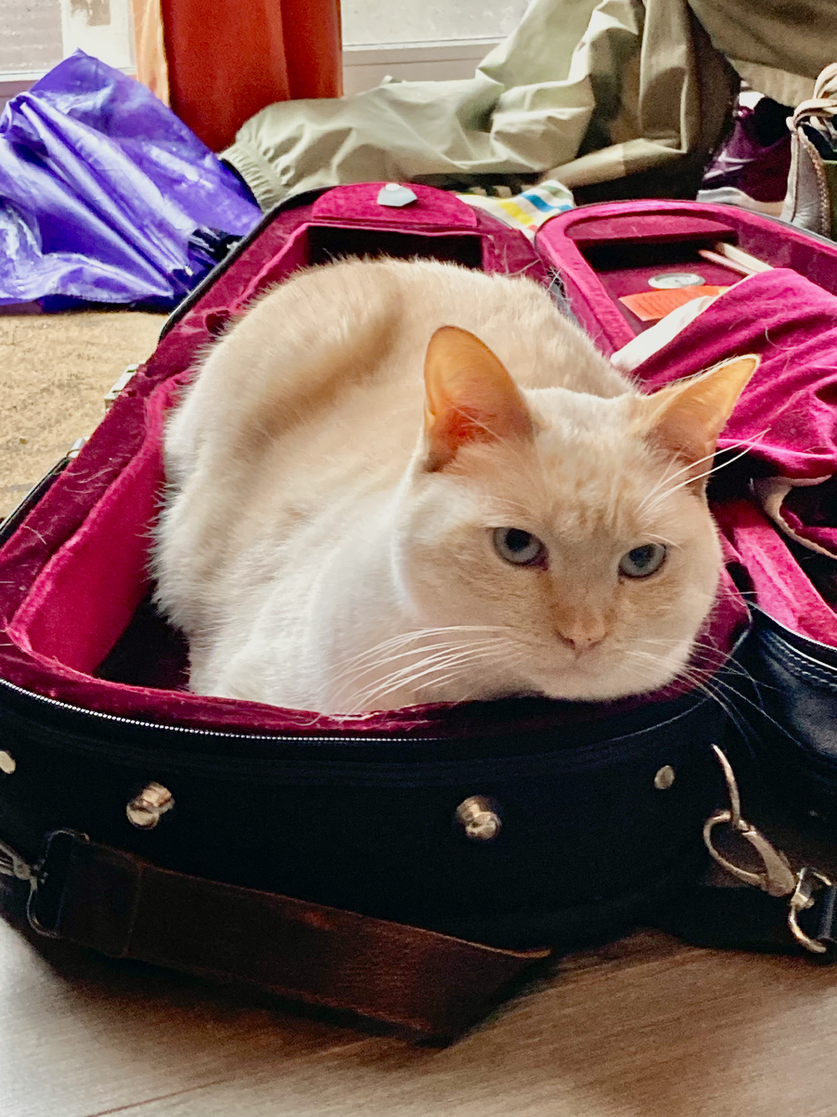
xmin=555 ymin=625 xmax=607 ymax=652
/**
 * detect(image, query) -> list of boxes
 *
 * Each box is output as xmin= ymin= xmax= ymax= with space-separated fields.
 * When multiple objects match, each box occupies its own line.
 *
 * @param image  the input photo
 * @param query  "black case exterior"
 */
xmin=743 ymin=610 xmax=837 ymax=820
xmin=0 ymin=671 xmax=734 ymax=948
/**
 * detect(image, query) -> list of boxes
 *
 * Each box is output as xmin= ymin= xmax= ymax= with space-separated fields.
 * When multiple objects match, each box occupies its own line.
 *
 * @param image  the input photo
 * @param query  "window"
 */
xmin=342 ymin=0 xmax=529 ymax=47
xmin=1 ymin=0 xmax=527 ymax=101
xmin=0 ymin=0 xmax=134 ymax=76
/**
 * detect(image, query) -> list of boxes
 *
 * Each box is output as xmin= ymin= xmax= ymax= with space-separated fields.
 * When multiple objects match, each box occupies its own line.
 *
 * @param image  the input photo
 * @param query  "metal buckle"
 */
xmin=788 ymin=866 xmax=834 ymax=955
xmin=703 ymin=746 xmax=834 ymax=955
xmin=0 ymin=835 xmax=35 ymax=883
xmin=1 ymin=829 xmax=90 ymax=938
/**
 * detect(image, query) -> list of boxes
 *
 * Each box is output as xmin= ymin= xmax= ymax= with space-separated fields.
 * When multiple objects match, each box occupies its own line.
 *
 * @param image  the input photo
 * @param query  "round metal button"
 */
xmin=654 ymin=765 xmax=676 ymax=790
xmin=455 ymin=796 xmax=501 ymax=841
xmin=127 ymin=782 xmax=174 ymax=830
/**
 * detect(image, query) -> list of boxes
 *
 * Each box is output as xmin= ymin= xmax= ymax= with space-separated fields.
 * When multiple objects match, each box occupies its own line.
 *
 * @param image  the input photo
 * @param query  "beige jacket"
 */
xmin=223 ymin=0 xmax=830 ymax=210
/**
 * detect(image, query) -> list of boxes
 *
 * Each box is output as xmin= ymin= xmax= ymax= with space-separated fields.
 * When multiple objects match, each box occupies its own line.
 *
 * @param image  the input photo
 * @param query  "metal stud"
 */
xmin=455 ymin=796 xmax=501 ymax=842
xmin=0 ymin=750 xmax=16 ymax=775
xmin=654 ymin=765 xmax=676 ymax=790
xmin=126 ymin=782 xmax=174 ymax=829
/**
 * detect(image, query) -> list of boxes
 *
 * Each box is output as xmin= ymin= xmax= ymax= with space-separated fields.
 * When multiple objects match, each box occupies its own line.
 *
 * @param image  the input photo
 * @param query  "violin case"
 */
xmin=1 ymin=184 xmax=837 ymax=1039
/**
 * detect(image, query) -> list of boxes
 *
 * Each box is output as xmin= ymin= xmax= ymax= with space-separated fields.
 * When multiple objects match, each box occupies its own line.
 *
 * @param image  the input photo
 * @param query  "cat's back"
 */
xmin=156 ymin=258 xmax=627 ymax=636
xmin=168 ymin=258 xmax=626 ymax=478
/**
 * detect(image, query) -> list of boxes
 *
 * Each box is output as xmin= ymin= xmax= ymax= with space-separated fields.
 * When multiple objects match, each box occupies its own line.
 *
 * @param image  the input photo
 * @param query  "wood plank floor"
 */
xmin=6 ymin=915 xmax=837 ymax=1117
xmin=4 ymin=311 xmax=837 ymax=1116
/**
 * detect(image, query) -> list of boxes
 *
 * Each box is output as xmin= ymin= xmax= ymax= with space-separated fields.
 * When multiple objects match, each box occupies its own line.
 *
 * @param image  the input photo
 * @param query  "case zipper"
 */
xmin=0 ymin=674 xmax=404 ymax=744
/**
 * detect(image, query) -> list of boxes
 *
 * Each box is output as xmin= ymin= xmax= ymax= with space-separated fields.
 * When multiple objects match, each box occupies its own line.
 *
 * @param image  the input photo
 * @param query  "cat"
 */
xmin=154 ymin=257 xmax=757 ymax=715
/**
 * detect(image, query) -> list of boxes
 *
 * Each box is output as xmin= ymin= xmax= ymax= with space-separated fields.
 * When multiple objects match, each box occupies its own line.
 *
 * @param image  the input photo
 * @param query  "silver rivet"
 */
xmin=654 ymin=765 xmax=676 ymax=790
xmin=127 ymin=782 xmax=174 ymax=829
xmin=0 ymin=750 xmax=16 ymax=775
xmin=455 ymin=796 xmax=501 ymax=841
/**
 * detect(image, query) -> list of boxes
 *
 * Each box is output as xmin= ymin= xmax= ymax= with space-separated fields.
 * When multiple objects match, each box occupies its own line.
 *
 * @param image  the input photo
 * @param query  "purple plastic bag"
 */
xmin=0 ymin=52 xmax=261 ymax=309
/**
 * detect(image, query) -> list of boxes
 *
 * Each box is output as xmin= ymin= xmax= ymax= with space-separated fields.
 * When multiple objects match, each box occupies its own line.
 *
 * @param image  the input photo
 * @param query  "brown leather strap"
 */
xmin=31 ymin=831 xmax=549 ymax=1037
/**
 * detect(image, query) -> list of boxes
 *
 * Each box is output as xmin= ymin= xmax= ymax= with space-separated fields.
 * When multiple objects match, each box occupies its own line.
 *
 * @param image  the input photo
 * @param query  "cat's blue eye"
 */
xmin=619 ymin=543 xmax=667 ymax=579
xmin=492 ymin=527 xmax=545 ymax=566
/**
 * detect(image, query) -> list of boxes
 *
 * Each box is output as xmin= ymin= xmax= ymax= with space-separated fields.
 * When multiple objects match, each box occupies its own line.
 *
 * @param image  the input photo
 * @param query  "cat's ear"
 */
xmin=422 ymin=326 xmax=534 ymax=472
xmin=637 ymin=355 xmax=760 ymax=484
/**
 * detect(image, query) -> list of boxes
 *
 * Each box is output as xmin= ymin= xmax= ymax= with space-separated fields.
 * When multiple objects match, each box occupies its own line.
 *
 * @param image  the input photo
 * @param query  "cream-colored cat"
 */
xmin=155 ymin=258 xmax=757 ymax=715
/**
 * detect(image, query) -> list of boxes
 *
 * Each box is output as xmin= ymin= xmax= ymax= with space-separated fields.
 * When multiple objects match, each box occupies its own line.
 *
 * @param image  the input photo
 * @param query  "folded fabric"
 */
xmin=0 ymin=52 xmax=261 ymax=308
xmin=627 ymin=269 xmax=837 ymax=559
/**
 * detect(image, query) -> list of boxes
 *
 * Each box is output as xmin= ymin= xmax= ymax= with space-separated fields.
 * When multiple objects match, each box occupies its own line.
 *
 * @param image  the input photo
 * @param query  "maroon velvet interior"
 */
xmin=565 ymin=213 xmax=743 ymax=332
xmin=537 ymin=202 xmax=837 ymax=352
xmin=0 ymin=191 xmax=825 ymax=736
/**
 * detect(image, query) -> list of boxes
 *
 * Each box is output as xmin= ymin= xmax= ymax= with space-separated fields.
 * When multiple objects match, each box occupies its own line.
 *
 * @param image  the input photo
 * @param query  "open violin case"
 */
xmin=1 ymin=184 xmax=837 ymax=1039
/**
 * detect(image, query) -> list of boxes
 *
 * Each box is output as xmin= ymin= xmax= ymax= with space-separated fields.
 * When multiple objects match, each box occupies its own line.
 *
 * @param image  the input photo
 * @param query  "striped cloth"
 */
xmin=458 ymin=181 xmax=574 ymax=240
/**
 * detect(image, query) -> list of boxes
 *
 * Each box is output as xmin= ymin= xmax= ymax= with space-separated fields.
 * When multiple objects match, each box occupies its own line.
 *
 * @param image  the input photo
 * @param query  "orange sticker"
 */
xmin=619 ymin=285 xmax=730 ymax=322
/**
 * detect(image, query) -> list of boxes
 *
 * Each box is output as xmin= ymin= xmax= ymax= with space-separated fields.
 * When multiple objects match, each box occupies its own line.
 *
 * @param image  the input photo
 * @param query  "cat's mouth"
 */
xmin=528 ymin=641 xmax=689 ymax=702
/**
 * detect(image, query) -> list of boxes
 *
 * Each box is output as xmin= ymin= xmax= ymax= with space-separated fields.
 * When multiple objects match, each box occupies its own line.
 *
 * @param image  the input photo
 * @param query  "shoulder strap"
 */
xmin=5 ymin=828 xmax=835 ymax=1040
xmin=7 ymin=830 xmax=548 ymax=1039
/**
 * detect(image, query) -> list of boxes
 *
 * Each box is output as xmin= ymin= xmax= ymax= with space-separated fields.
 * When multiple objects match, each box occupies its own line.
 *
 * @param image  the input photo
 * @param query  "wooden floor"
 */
xmin=6 ymin=914 xmax=837 ymax=1117
xmin=4 ymin=312 xmax=837 ymax=1116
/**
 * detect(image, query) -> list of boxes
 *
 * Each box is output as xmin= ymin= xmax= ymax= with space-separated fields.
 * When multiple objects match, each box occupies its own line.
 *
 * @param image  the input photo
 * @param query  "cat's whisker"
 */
xmin=347 ymin=640 xmax=521 ymax=710
xmin=658 ymin=653 xmax=798 ymax=750
xmin=328 ymin=627 xmax=514 ymax=688
xmin=637 ymin=431 xmax=771 ymax=516
xmin=361 ymin=640 xmax=519 ymax=693
xmin=333 ymin=647 xmax=514 ymax=709
xmin=366 ymin=649 xmax=530 ymax=711
xmin=640 ymin=449 xmax=752 ymax=516
xmin=690 ymin=677 xmax=774 ymax=748
xmin=644 ymin=533 xmax=680 ymax=549
xmin=486 ymin=497 xmax=540 ymax=520
xmin=330 ymin=625 xmax=512 ymax=677
xmin=411 ymin=651 xmax=529 ymax=699
xmin=622 ymin=649 xmax=751 ymax=738
xmin=330 ymin=639 xmax=511 ymax=706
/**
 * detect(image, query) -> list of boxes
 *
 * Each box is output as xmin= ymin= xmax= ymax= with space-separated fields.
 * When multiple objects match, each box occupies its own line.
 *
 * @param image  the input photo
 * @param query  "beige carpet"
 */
xmin=0 ymin=309 xmax=167 ymax=518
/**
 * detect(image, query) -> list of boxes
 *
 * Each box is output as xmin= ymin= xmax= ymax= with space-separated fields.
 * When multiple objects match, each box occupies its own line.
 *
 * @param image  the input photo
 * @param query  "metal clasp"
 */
xmin=703 ymin=809 xmax=797 ymax=897
xmin=703 ymin=746 xmax=797 ymax=898
xmin=703 ymin=746 xmax=835 ymax=955
xmin=789 ymin=866 xmax=835 ymax=955
xmin=1 ymin=829 xmax=90 ymax=939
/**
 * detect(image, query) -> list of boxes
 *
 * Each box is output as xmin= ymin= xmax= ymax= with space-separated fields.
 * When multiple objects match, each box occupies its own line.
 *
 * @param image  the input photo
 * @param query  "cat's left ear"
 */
xmin=636 ymin=354 xmax=760 ymax=484
xmin=422 ymin=326 xmax=534 ymax=472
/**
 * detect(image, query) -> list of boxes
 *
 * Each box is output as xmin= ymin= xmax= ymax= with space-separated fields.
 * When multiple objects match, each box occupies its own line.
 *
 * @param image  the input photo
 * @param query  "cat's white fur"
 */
xmin=155 ymin=258 xmax=755 ymax=714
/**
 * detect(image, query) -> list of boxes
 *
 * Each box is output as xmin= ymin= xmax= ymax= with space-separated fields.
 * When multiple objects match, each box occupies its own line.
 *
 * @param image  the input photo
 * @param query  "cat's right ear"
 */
xmin=637 ymin=354 xmax=760 ymax=485
xmin=422 ymin=326 xmax=534 ymax=472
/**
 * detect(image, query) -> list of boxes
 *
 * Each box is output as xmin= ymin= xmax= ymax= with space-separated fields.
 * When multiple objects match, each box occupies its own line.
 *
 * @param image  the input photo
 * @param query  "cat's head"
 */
xmin=392 ymin=326 xmax=758 ymax=704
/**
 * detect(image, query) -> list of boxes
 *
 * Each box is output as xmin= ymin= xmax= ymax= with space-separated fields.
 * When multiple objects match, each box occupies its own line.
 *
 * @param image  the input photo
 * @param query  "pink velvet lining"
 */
xmin=715 ymin=500 xmax=836 ymax=643
xmin=8 ymin=379 xmax=176 ymax=672
xmin=536 ymin=201 xmax=837 ymax=353
xmin=1 ymin=192 xmax=822 ymax=736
